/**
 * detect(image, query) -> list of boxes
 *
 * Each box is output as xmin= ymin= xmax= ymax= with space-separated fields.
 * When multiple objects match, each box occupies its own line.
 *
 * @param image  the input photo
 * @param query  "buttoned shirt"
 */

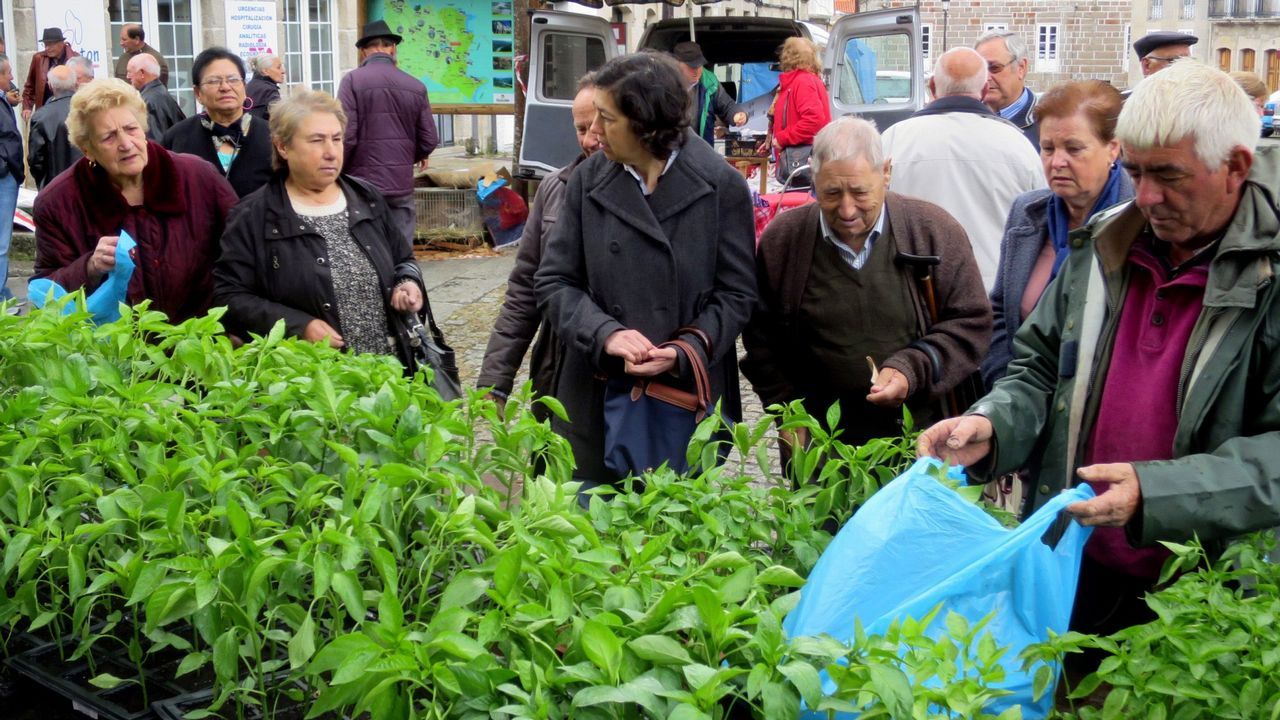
xmin=818 ymin=203 xmax=888 ymax=270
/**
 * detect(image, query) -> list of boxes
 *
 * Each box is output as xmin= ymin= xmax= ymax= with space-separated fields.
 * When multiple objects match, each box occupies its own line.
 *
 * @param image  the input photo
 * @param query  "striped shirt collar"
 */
xmin=819 ymin=203 xmax=888 ymax=271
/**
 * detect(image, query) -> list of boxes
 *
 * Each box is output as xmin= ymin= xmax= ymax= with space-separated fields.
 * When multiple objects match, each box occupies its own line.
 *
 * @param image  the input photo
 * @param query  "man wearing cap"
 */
xmin=1134 ymin=31 xmax=1198 ymax=78
xmin=672 ymin=41 xmax=746 ymax=146
xmin=22 ymin=28 xmax=80 ymax=121
xmin=338 ymin=19 xmax=439 ymax=245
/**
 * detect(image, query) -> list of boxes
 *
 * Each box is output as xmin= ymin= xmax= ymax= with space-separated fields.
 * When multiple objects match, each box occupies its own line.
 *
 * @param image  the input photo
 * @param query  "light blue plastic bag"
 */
xmin=784 ymin=457 xmax=1094 ymax=719
xmin=28 ymin=230 xmax=137 ymax=324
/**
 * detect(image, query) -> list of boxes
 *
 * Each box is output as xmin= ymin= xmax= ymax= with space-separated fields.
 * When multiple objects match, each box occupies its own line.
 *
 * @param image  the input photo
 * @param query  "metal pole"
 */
xmin=943 ymin=7 xmax=950 ymax=51
xmin=688 ymin=2 xmax=696 ymax=42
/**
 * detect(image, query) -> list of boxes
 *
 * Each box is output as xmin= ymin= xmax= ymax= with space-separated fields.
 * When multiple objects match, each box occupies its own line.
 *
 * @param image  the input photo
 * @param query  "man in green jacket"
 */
xmin=672 ymin=42 xmax=747 ymax=146
xmin=919 ymin=61 xmax=1280 ymax=638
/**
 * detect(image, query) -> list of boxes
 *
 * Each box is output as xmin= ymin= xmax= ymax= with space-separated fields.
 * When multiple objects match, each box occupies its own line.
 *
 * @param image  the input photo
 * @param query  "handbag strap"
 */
xmin=662 ymin=338 xmax=712 ymax=419
xmin=677 ymin=325 xmax=713 ymax=358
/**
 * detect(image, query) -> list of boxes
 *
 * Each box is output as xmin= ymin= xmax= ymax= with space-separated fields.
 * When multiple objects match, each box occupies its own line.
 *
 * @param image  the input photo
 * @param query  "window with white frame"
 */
xmin=283 ymin=0 xmax=337 ymax=95
xmin=1181 ymin=0 xmax=1196 ymax=18
xmin=921 ymin=24 xmax=932 ymax=70
xmin=1150 ymin=0 xmax=1164 ymax=19
xmin=1036 ymin=23 xmax=1060 ymax=72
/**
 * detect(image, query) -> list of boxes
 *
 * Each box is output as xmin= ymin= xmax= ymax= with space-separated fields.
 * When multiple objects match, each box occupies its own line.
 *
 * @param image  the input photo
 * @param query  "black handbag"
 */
xmin=390 ymin=296 xmax=463 ymax=402
xmin=602 ymin=334 xmax=711 ymax=479
xmin=773 ymin=88 xmax=813 ymax=186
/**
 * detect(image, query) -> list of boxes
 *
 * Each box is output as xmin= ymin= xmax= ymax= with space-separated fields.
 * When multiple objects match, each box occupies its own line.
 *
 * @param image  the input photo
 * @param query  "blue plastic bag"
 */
xmin=784 ymin=457 xmax=1094 ymax=719
xmin=28 ymin=231 xmax=137 ymax=324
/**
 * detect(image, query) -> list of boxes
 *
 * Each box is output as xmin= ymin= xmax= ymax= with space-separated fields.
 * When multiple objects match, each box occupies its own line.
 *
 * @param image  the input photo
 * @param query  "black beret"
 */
xmin=1134 ymin=31 xmax=1198 ymax=59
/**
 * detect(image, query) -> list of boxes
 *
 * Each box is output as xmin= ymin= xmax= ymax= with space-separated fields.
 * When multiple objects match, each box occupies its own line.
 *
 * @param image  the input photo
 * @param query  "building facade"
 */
xmin=1203 ymin=0 xmax=1280 ymax=92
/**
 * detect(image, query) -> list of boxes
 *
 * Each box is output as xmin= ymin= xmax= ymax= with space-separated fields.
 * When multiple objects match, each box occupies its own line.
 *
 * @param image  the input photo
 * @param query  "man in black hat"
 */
xmin=671 ymin=41 xmax=746 ymax=146
xmin=338 ymin=19 xmax=439 ymax=245
xmin=23 ymin=28 xmax=79 ymax=120
xmin=1134 ymin=31 xmax=1198 ymax=78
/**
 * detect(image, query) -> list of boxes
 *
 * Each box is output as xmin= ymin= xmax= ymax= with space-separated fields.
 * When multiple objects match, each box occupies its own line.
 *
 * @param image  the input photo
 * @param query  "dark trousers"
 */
xmin=1064 ymin=552 xmax=1157 ymax=679
xmin=386 ymin=193 xmax=416 ymax=246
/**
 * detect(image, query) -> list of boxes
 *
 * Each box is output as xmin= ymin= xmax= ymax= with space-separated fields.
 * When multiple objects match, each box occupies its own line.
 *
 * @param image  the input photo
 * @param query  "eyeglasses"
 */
xmin=1142 ymin=54 xmax=1182 ymax=65
xmin=199 ymin=76 xmax=243 ymax=88
xmin=986 ymin=59 xmax=1014 ymax=75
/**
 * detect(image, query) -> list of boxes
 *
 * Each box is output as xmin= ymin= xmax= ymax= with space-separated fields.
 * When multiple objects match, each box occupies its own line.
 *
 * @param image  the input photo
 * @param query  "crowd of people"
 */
xmin=2 ymin=17 xmax=1278 ymax=670
xmin=480 ymin=30 xmax=1280 ymax=664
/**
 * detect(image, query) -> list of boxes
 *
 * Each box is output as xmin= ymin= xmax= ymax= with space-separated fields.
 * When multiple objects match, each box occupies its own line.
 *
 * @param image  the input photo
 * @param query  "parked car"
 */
xmin=517 ymin=8 xmax=925 ymax=179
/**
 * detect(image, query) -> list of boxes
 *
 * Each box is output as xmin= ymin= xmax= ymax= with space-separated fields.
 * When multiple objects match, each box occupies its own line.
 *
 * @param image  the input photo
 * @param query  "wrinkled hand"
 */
xmin=779 ymin=426 xmax=809 ymax=453
xmin=604 ymin=329 xmax=655 ymax=365
xmin=390 ymin=282 xmax=423 ymax=313
xmin=303 ymin=318 xmax=345 ymax=348
xmin=627 ymin=345 xmax=677 ymax=377
xmin=866 ymin=367 xmax=909 ymax=407
xmin=916 ymin=415 xmax=994 ymax=467
xmin=87 ymin=236 xmax=120 ymax=281
xmin=415 ymin=158 xmax=430 ymax=173
xmin=732 ymin=111 xmax=748 ymax=126
xmin=1067 ymin=463 xmax=1142 ymax=527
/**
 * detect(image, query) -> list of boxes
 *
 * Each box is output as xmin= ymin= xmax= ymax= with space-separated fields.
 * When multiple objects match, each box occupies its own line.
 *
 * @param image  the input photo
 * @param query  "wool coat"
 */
xmin=162 ymin=113 xmax=274 ymax=198
xmin=32 ymin=144 xmax=238 ymax=323
xmin=534 ymin=130 xmax=758 ymax=483
xmin=742 ymin=197 xmax=991 ymax=419
xmin=213 ymin=174 xmax=421 ymax=342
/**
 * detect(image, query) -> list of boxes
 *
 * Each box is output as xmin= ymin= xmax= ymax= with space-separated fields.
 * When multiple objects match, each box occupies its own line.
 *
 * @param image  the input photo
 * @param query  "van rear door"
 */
xmin=518 ymin=11 xmax=617 ymax=179
xmin=825 ymin=7 xmax=924 ymax=132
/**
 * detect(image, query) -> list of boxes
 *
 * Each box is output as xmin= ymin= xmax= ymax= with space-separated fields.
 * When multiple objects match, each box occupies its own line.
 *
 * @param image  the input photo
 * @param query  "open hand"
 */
xmin=916 ymin=415 xmax=994 ymax=467
xmin=1067 ymin=463 xmax=1142 ymax=527
xmin=866 ymin=367 xmax=909 ymax=407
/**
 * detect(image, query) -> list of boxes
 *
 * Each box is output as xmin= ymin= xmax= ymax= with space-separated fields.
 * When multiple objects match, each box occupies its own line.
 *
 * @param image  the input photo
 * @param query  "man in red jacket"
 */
xmin=338 ymin=20 xmax=439 ymax=245
xmin=23 ymin=28 xmax=79 ymax=121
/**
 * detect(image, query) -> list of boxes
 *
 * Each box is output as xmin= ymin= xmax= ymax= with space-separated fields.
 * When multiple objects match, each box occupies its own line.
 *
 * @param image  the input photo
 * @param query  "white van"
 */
xmin=517 ymin=7 xmax=925 ymax=180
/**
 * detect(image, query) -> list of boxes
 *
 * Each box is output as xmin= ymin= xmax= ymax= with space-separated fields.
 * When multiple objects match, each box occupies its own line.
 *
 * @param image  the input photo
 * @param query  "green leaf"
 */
xmin=331 ymin=571 xmax=367 ymax=623
xmin=628 ymin=634 xmax=693 ymax=666
xmin=213 ymin=628 xmax=239 ymax=686
xmin=778 ymin=661 xmax=822 ymax=707
xmin=176 ymin=652 xmax=209 ymax=678
xmin=439 ymin=572 xmax=488 ymax=611
xmin=668 ymin=705 xmax=713 ymax=720
xmin=225 ymin=499 xmax=250 ymax=539
xmin=88 ymin=673 xmax=128 ymax=690
xmin=431 ymin=631 xmax=486 ymax=660
xmin=492 ymin=547 xmax=522 ymax=603
xmin=127 ymin=563 xmax=166 ymax=607
xmin=581 ymin=619 xmax=624 ymax=681
xmin=757 ymin=565 xmax=806 ymax=588
xmin=288 ymin=614 xmax=317 ymax=669
xmin=867 ymin=662 xmax=912 ymax=717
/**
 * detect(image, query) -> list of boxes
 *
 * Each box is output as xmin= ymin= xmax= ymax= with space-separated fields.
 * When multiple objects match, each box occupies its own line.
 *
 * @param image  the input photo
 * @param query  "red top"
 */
xmin=773 ymin=69 xmax=832 ymax=149
xmin=32 ymin=142 xmax=239 ymax=324
xmin=1084 ymin=236 xmax=1211 ymax=579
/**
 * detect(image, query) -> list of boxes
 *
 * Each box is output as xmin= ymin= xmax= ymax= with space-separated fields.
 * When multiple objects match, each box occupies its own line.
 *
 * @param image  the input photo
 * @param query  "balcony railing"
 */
xmin=1210 ymin=0 xmax=1280 ymax=17
xmin=1150 ymin=3 xmax=1164 ymax=18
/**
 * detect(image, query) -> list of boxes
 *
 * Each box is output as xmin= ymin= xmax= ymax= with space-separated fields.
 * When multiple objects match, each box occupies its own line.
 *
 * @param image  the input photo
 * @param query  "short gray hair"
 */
xmin=129 ymin=53 xmax=160 ymax=77
xmin=811 ymin=116 xmax=883 ymax=175
xmin=1117 ymin=60 xmax=1259 ymax=167
xmin=47 ymin=65 xmax=77 ymax=94
xmin=269 ymin=89 xmax=347 ymax=171
xmin=975 ymin=30 xmax=1028 ymax=64
xmin=67 ymin=56 xmax=94 ymax=81
xmin=250 ymin=54 xmax=279 ymax=74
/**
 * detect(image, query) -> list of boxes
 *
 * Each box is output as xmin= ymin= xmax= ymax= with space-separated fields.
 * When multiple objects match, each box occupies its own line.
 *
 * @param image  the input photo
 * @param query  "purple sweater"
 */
xmin=1085 ymin=237 xmax=1210 ymax=578
xmin=338 ymin=53 xmax=438 ymax=197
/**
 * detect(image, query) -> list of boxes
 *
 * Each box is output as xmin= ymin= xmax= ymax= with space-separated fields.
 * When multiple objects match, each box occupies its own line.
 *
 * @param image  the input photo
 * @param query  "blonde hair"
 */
xmin=1229 ymin=71 xmax=1267 ymax=102
xmin=66 ymin=78 xmax=149 ymax=153
xmin=779 ymin=37 xmax=822 ymax=74
xmin=268 ymin=89 xmax=348 ymax=170
xmin=1117 ymin=60 xmax=1259 ymax=167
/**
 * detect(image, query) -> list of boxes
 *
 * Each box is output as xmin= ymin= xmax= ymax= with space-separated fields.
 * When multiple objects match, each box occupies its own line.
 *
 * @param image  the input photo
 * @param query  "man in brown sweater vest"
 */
xmin=742 ymin=116 xmax=991 ymax=448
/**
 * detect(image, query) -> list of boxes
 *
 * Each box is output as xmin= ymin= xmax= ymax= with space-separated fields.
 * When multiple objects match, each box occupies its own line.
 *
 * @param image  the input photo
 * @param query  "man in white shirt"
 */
xmin=881 ymin=47 xmax=1045 ymax=290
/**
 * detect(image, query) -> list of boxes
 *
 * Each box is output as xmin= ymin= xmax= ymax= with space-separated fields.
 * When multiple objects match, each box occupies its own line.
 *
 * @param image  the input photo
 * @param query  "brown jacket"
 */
xmin=23 ymin=46 xmax=79 ymax=112
xmin=742 ymin=194 xmax=991 ymax=408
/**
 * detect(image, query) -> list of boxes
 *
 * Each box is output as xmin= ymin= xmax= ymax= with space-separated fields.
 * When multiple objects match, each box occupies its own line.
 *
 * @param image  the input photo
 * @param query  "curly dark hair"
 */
xmin=593 ymin=52 xmax=689 ymax=158
xmin=192 ymin=46 xmax=247 ymax=86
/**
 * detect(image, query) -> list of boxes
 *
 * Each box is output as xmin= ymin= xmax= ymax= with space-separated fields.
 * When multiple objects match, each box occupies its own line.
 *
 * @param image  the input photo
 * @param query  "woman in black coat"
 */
xmin=534 ymin=52 xmax=758 ymax=489
xmin=162 ymin=47 xmax=273 ymax=197
xmin=214 ymin=89 xmax=425 ymax=362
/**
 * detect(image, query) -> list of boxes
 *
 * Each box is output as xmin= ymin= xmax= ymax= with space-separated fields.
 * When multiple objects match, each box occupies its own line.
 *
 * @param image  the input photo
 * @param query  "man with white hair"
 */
xmin=66 ymin=57 xmax=95 ymax=88
xmin=27 ymin=65 xmax=82 ymax=188
xmin=742 ymin=116 xmax=991 ymax=449
xmin=881 ymin=47 xmax=1045 ymax=291
xmin=128 ymin=52 xmax=184 ymax=139
xmin=246 ymin=54 xmax=284 ymax=121
xmin=974 ymin=30 xmax=1039 ymax=146
xmin=919 ymin=61 xmax=1280 ymax=645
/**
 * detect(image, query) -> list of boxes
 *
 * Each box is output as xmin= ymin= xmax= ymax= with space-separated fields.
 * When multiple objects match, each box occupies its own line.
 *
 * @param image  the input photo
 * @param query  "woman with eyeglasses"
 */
xmin=162 ymin=47 xmax=273 ymax=197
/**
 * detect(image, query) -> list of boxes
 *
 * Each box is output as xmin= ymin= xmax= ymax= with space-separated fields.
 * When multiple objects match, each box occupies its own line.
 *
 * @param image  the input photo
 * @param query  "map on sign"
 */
xmin=369 ymin=0 xmax=515 ymax=106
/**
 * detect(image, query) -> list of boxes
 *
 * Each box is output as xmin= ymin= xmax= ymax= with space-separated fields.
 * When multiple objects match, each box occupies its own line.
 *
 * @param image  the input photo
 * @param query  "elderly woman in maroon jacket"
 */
xmin=32 ymin=78 xmax=238 ymax=323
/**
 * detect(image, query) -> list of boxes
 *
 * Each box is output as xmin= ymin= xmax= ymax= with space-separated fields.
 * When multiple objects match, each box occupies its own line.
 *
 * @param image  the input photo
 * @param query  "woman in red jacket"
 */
xmin=771 ymin=37 xmax=832 ymax=185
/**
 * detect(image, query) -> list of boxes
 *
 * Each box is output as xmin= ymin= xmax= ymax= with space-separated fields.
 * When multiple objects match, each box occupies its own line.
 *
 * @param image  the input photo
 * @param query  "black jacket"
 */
xmin=27 ymin=93 xmax=80 ymax=188
xmin=162 ymin=113 xmax=273 ymax=197
xmin=0 ymin=97 xmax=24 ymax=183
xmin=141 ymin=80 xmax=186 ymax=140
xmin=246 ymin=75 xmax=281 ymax=121
xmin=213 ymin=173 xmax=422 ymax=343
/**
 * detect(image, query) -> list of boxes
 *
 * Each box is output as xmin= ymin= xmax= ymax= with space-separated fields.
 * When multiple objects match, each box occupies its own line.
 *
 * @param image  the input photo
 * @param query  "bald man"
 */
xmin=881 ymin=47 xmax=1045 ymax=290
xmin=27 ymin=65 xmax=82 ymax=188
xmin=128 ymin=53 xmax=184 ymax=139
